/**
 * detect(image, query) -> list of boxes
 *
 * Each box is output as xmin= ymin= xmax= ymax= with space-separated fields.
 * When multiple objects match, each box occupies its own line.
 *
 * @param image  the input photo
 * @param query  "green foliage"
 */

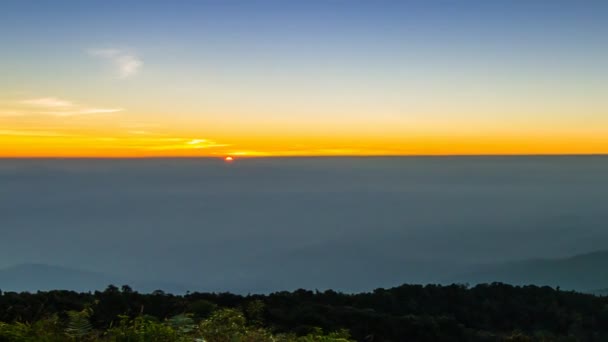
xmin=187 ymin=299 xmax=218 ymax=320
xmin=198 ymin=309 xmax=352 ymax=342
xmin=301 ymin=328 xmax=352 ymax=342
xmin=275 ymin=327 xmax=352 ymax=342
xmin=2 ymin=283 xmax=608 ymax=341
xmin=0 ymin=303 xmax=353 ymax=342
xmin=166 ymin=314 xmax=197 ymax=335
xmin=0 ymin=322 xmax=31 ymax=341
xmin=0 ymin=316 xmax=65 ymax=342
xmin=65 ymin=309 xmax=93 ymax=340
xmin=244 ymin=299 xmax=265 ymax=326
xmin=104 ymin=315 xmax=180 ymax=342
xmin=199 ymin=308 xmax=248 ymax=341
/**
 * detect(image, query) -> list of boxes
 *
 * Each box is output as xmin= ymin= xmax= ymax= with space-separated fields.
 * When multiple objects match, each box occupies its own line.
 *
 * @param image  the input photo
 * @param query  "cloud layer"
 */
xmin=21 ymin=97 xmax=73 ymax=107
xmin=89 ymin=49 xmax=143 ymax=78
xmin=20 ymin=97 xmax=123 ymax=116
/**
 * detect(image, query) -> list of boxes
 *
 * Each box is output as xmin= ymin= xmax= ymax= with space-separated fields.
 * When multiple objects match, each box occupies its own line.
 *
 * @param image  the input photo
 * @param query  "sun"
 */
xmin=224 ymin=156 xmax=234 ymax=162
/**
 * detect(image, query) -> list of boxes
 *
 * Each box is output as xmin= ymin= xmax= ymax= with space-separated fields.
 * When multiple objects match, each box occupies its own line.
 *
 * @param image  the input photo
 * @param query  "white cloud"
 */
xmin=143 ymin=138 xmax=230 ymax=151
xmin=19 ymin=97 xmax=124 ymax=117
xmin=40 ymin=108 xmax=124 ymax=117
xmin=89 ymin=48 xmax=143 ymax=78
xmin=21 ymin=97 xmax=74 ymax=107
xmin=187 ymin=139 xmax=207 ymax=145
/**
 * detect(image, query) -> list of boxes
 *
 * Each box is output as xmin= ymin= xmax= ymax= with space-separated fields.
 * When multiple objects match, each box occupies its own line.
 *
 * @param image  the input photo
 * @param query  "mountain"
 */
xmin=4 ymin=249 xmax=608 ymax=294
xmin=0 ymin=263 xmax=116 ymax=292
xmin=0 ymin=263 xmax=192 ymax=293
xmin=453 ymin=250 xmax=608 ymax=292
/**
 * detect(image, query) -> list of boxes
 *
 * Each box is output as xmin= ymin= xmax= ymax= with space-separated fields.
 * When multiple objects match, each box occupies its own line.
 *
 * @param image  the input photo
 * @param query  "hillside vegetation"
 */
xmin=2 ymin=283 xmax=608 ymax=341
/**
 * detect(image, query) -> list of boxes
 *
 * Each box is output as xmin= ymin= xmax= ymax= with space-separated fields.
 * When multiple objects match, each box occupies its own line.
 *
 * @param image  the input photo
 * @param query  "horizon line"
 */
xmin=1 ymin=153 xmax=608 ymax=159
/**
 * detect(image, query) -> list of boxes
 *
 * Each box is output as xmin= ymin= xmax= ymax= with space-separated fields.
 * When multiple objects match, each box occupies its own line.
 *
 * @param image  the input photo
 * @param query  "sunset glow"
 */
xmin=1 ymin=1 xmax=607 ymax=157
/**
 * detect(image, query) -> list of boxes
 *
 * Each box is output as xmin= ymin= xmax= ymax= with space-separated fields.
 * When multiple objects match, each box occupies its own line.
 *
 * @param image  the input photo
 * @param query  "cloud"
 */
xmin=89 ymin=48 xmax=143 ymax=78
xmin=39 ymin=108 xmax=124 ymax=117
xmin=21 ymin=97 xmax=73 ymax=107
xmin=0 ymin=129 xmax=73 ymax=137
xmin=187 ymin=139 xmax=207 ymax=145
xmin=143 ymin=138 xmax=230 ymax=151
xmin=19 ymin=97 xmax=124 ymax=116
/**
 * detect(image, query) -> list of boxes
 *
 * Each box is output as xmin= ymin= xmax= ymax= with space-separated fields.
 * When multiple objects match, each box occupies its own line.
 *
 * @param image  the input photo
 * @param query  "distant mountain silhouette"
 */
xmin=453 ymin=250 xmax=608 ymax=292
xmin=5 ymin=249 xmax=608 ymax=294
xmin=0 ymin=263 xmax=114 ymax=292
xmin=0 ymin=263 xmax=192 ymax=293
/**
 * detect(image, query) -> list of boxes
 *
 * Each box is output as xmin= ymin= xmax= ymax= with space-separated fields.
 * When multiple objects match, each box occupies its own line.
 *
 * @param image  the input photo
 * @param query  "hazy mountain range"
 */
xmin=451 ymin=249 xmax=608 ymax=293
xmin=2 ymin=157 xmax=608 ymax=293
xmin=2 ymin=249 xmax=608 ymax=294
xmin=0 ymin=263 xmax=192 ymax=294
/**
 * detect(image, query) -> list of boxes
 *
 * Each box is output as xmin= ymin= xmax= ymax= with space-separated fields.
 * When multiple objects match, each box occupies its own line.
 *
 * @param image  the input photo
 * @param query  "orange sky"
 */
xmin=2 ymin=128 xmax=607 ymax=157
xmin=2 ymin=1 xmax=608 ymax=157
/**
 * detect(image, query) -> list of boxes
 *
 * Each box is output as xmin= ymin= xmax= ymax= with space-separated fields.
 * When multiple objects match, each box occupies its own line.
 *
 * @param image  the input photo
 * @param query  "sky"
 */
xmin=1 ymin=0 xmax=607 ymax=157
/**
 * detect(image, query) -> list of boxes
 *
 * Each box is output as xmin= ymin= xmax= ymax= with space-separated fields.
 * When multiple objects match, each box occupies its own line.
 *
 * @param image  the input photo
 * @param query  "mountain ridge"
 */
xmin=0 ymin=263 xmax=191 ymax=293
xmin=452 ymin=249 xmax=608 ymax=292
xmin=4 ymin=249 xmax=608 ymax=294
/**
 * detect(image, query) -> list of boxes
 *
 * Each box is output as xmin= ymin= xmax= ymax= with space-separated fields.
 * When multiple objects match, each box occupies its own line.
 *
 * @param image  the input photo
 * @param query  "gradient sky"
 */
xmin=1 ymin=0 xmax=607 ymax=157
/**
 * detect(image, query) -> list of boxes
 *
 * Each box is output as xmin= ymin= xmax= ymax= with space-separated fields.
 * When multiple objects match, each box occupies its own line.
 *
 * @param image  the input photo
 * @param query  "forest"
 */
xmin=1 ymin=282 xmax=608 ymax=341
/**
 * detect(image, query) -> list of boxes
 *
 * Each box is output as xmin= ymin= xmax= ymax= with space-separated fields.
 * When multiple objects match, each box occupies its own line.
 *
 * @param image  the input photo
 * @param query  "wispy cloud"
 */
xmin=21 ymin=97 xmax=73 ymax=107
xmin=187 ymin=139 xmax=207 ymax=145
xmin=39 ymin=108 xmax=124 ymax=117
xmin=19 ymin=97 xmax=123 ymax=117
xmin=143 ymin=138 xmax=230 ymax=151
xmin=89 ymin=48 xmax=143 ymax=78
xmin=0 ymin=129 xmax=73 ymax=137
